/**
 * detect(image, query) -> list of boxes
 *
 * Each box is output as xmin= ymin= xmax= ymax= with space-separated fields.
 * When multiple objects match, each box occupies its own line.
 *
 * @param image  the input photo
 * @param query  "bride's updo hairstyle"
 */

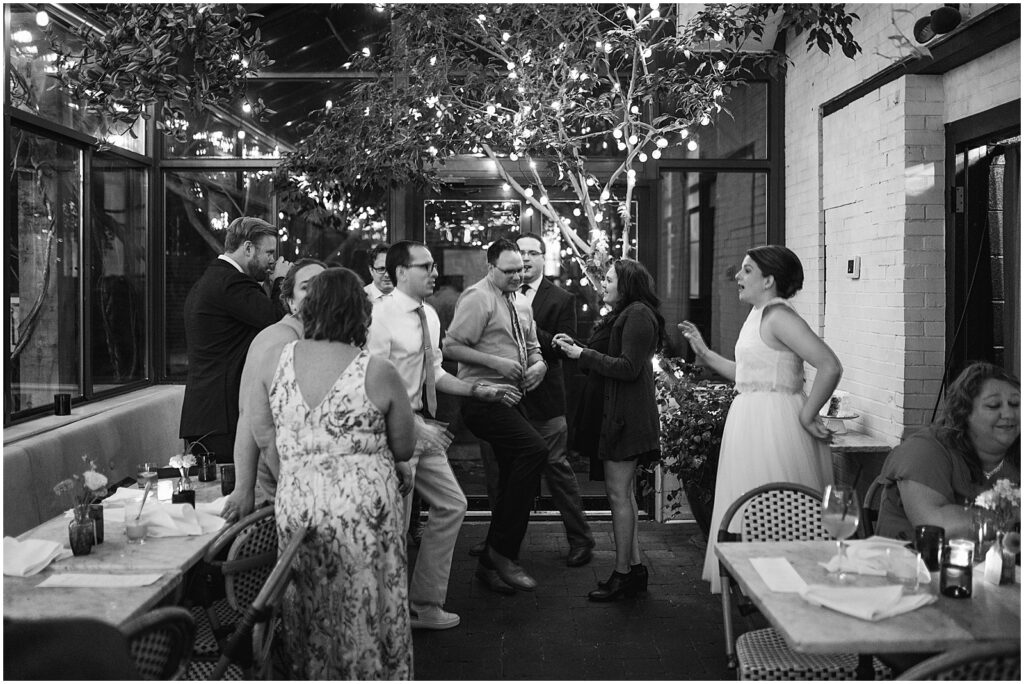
xmin=747 ymin=245 xmax=804 ymax=299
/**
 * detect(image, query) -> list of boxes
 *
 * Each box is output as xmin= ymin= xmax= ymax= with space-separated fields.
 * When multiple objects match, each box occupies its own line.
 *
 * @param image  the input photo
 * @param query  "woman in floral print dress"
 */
xmin=250 ymin=267 xmax=416 ymax=679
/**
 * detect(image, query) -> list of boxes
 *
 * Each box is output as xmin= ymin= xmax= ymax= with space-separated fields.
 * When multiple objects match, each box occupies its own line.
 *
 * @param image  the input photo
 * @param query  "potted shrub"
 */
xmin=653 ymin=356 xmax=735 ymax=540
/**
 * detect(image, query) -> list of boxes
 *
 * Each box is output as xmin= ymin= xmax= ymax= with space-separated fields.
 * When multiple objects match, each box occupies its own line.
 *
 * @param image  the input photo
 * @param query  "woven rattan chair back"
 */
xmin=860 ymin=479 xmax=884 ymax=538
xmin=719 ymin=482 xmax=827 ymax=544
xmin=222 ymin=509 xmax=278 ymax=611
xmin=896 ymin=641 xmax=1021 ymax=680
xmin=121 ymin=606 xmax=195 ymax=680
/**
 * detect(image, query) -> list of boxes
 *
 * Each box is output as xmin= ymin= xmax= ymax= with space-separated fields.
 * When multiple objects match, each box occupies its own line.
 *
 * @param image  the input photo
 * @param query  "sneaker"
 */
xmin=410 ymin=605 xmax=461 ymax=630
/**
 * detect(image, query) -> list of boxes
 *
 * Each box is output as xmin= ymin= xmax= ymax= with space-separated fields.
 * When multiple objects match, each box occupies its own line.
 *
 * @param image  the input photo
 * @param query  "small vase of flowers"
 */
xmin=975 ymin=478 xmax=1021 ymax=585
xmin=53 ymin=458 xmax=109 ymax=555
xmin=169 ymin=452 xmax=197 ymax=506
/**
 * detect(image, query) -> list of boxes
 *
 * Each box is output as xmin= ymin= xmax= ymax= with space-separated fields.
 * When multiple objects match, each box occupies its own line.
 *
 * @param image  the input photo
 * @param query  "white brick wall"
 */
xmin=783 ymin=3 xmax=1018 ymax=442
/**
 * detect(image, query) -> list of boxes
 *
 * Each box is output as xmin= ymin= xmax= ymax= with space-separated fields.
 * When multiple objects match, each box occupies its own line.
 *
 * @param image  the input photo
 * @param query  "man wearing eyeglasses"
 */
xmin=367 ymin=241 xmax=522 ymax=629
xmin=444 ymin=238 xmax=550 ymax=593
xmin=365 ymin=242 xmax=394 ymax=302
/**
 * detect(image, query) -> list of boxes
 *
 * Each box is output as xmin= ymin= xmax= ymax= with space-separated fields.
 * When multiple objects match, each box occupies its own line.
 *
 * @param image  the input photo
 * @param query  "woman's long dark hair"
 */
xmin=595 ymin=259 xmax=666 ymax=351
xmin=935 ymin=361 xmax=1021 ymax=482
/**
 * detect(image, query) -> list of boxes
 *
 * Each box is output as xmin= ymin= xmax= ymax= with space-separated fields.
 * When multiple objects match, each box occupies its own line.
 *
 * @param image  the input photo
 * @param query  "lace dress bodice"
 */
xmin=733 ymin=298 xmax=805 ymax=394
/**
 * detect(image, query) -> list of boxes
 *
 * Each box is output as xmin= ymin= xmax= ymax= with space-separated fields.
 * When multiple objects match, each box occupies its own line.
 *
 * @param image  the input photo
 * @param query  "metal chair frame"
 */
xmin=861 ymin=479 xmax=884 ymax=538
xmin=122 ymin=606 xmax=196 ymax=680
xmin=895 ymin=641 xmax=1021 ymax=680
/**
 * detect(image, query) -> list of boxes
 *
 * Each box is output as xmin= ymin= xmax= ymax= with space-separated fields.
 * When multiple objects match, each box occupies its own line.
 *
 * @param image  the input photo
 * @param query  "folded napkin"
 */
xmin=102 ymin=486 xmax=147 ymax=505
xmin=37 ymin=572 xmax=162 ymax=588
xmin=750 ymin=557 xmax=809 ymax=593
xmin=800 ymin=584 xmax=937 ymax=621
xmin=137 ymin=501 xmax=226 ymax=537
xmin=194 ymin=496 xmax=229 ymax=517
xmin=3 ymin=537 xmax=73 ymax=577
xmin=819 ymin=538 xmax=931 ymax=584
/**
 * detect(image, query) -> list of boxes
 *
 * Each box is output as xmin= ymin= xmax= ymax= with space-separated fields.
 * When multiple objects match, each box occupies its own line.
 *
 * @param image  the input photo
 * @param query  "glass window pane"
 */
xmin=162 ymin=107 xmax=282 ymax=159
xmin=91 ymin=154 xmax=149 ymax=390
xmin=8 ymin=128 xmax=83 ymax=414
xmin=657 ymin=171 xmax=768 ymax=358
xmin=660 ymin=82 xmax=768 ymax=160
xmin=9 ymin=6 xmax=147 ymax=154
xmin=163 ymin=170 xmax=277 ymax=380
xmin=423 ymin=199 xmax=521 ymax=292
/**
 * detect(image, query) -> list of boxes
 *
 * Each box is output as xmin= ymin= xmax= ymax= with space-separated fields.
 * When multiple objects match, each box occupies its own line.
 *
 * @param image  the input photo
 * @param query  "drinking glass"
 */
xmin=885 ymin=546 xmax=921 ymax=592
xmin=136 ymin=462 xmax=158 ymax=489
xmin=822 ymin=484 xmax=861 ymax=583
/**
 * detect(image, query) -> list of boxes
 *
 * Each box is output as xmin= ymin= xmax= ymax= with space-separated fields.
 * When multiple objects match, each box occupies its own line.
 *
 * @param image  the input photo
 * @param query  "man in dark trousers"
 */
xmin=179 ymin=217 xmax=288 ymax=464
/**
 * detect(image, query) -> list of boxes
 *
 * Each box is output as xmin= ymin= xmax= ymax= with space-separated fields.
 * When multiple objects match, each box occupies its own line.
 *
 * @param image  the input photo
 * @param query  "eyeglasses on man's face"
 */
xmin=370 ymin=266 xmax=388 ymax=275
xmin=406 ymin=262 xmax=437 ymax=273
xmin=495 ymin=266 xmax=524 ymax=276
xmin=520 ymin=250 xmax=543 ymax=258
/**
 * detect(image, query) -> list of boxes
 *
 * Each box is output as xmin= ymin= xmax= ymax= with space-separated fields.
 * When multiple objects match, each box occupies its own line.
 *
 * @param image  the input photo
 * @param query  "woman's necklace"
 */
xmin=983 ymin=459 xmax=1005 ymax=479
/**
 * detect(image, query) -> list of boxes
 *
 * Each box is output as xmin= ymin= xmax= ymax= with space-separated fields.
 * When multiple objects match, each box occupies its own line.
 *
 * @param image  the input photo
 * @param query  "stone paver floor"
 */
xmin=411 ymin=519 xmax=767 ymax=680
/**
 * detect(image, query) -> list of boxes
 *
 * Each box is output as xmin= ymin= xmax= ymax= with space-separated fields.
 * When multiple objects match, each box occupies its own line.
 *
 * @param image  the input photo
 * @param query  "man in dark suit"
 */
xmin=179 ymin=217 xmax=287 ymax=464
xmin=492 ymin=233 xmax=595 ymax=565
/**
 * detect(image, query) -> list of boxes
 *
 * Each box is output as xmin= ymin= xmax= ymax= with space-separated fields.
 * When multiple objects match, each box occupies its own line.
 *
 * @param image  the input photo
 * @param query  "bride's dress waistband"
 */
xmin=735 ymin=382 xmax=801 ymax=394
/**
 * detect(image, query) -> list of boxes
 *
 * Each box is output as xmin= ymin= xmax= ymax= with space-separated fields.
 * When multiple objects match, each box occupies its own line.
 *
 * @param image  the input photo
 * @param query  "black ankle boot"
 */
xmin=597 ymin=563 xmax=648 ymax=590
xmin=588 ymin=570 xmax=640 ymax=602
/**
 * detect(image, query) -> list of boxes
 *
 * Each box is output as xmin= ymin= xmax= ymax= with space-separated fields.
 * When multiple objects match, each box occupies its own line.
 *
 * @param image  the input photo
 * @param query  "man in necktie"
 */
xmin=367 ymin=241 xmax=521 ymax=629
xmin=444 ymin=238 xmax=550 ymax=593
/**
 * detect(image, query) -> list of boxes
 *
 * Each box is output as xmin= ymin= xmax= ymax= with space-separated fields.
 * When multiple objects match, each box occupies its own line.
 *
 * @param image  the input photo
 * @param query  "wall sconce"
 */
xmin=913 ymin=4 xmax=962 ymax=43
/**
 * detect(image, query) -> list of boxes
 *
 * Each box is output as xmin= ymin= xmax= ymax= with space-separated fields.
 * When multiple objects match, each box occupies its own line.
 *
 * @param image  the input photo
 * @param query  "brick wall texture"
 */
xmin=783 ymin=4 xmax=1020 ymax=442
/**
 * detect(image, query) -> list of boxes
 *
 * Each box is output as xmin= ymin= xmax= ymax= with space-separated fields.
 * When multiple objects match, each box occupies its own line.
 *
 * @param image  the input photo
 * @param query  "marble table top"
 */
xmin=715 ymin=540 xmax=1020 ymax=654
xmin=4 ymin=480 xmax=226 ymax=626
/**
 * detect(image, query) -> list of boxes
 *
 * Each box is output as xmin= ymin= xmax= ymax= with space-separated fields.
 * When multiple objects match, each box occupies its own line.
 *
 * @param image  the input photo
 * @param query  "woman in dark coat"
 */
xmin=554 ymin=258 xmax=665 ymax=601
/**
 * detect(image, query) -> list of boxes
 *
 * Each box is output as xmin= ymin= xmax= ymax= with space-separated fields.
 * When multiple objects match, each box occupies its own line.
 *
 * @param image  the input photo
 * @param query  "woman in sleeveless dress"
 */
xmin=678 ymin=245 xmax=843 ymax=594
xmin=249 ymin=267 xmax=416 ymax=678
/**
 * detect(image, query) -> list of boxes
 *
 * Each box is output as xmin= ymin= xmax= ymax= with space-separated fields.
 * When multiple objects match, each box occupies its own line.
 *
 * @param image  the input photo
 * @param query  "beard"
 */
xmin=245 ymin=259 xmax=268 ymax=281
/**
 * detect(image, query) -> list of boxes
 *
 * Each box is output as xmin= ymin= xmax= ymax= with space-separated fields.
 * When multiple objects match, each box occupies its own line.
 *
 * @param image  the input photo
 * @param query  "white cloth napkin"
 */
xmin=3 ymin=537 xmax=73 ymax=577
xmin=36 ymin=572 xmax=162 ymax=588
xmin=749 ymin=557 xmax=809 ymax=593
xmin=102 ymin=487 xmax=147 ymax=505
xmin=136 ymin=501 xmax=226 ymax=537
xmin=819 ymin=537 xmax=931 ymax=583
xmin=800 ymin=584 xmax=937 ymax=621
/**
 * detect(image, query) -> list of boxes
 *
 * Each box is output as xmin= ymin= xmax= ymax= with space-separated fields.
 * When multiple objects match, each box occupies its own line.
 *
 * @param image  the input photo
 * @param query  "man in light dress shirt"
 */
xmin=443 ymin=238 xmax=550 ymax=593
xmin=364 ymin=242 xmax=394 ymax=303
xmin=367 ymin=240 xmax=521 ymax=630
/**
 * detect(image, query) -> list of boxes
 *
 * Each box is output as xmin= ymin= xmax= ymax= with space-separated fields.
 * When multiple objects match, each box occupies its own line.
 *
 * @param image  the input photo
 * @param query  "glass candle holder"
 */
xmin=940 ymin=539 xmax=975 ymax=598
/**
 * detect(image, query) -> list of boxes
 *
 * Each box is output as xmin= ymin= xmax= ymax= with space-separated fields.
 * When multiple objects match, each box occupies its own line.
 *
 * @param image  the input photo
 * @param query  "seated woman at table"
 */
xmin=875 ymin=361 xmax=1020 ymax=541
xmin=249 ymin=267 xmax=416 ymax=679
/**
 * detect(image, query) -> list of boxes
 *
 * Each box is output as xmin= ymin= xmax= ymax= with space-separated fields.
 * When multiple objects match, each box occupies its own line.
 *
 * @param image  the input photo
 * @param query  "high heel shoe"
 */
xmin=597 ymin=563 xmax=648 ymax=591
xmin=588 ymin=570 xmax=641 ymax=602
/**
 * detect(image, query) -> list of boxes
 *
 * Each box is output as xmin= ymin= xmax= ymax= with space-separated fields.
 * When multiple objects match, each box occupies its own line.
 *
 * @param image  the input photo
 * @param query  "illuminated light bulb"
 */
xmin=701 ymin=115 xmax=710 ymax=125
xmin=477 ymin=14 xmax=486 ymax=22
xmin=713 ymin=32 xmax=724 ymax=41
xmin=569 ymin=68 xmax=579 ymax=80
xmin=650 ymin=9 xmax=660 ymax=18
xmin=362 ymin=47 xmax=371 ymax=58
xmin=486 ymin=104 xmax=496 ymax=115
xmin=638 ymin=152 xmax=648 ymax=162
xmin=517 ymin=85 xmax=525 ymax=93
xmin=630 ymin=105 xmax=640 ymax=114
xmin=652 ymin=149 xmax=662 ymax=159
xmin=525 ymin=187 xmax=534 ymax=197
xmin=617 ymin=142 xmax=626 ymax=151
xmin=612 ymin=128 xmax=623 ymax=139
xmin=642 ymin=48 xmax=652 ymax=59
xmin=604 ymin=42 xmax=613 ymax=53
xmin=714 ymin=88 xmax=723 ymax=98
xmin=586 ymin=177 xmax=596 ymax=187
xmin=683 ymin=49 xmax=691 ymax=59
xmin=595 ymin=40 xmax=603 ymax=49
xmin=325 ymin=100 xmax=333 ymax=110
xmin=687 ymin=140 xmax=698 ymax=151
xmin=242 ymin=102 xmax=252 ymax=113
xmin=507 ymin=61 xmax=515 ymax=70
xmin=603 ymin=142 xmax=608 ymax=149
xmin=612 ymin=82 xmax=620 ymax=91
xmin=650 ymin=2 xmax=660 ymax=9
xmin=525 ymin=207 xmax=534 ymax=217
xmin=600 ymin=190 xmax=610 ymax=201
xmin=627 ymin=169 xmax=637 ymax=179
xmin=237 ymin=130 xmax=246 ymax=139
xmin=573 ymin=207 xmax=582 ymax=216
xmin=594 ymin=211 xmax=604 ymax=222
xmin=35 ymin=10 xmax=49 ymax=26
xmin=540 ymin=195 xmax=549 ymax=204
xmin=656 ymin=137 xmax=668 ymax=148
xmin=231 ymin=53 xmax=241 ymax=61
xmin=551 ymin=100 xmax=561 ymax=110
xmin=626 ymin=7 xmax=636 ymax=19
xmin=278 ymin=212 xmax=285 ymax=220
xmin=502 ymin=31 xmax=510 ymax=41
xmin=509 ymin=152 xmax=519 ymax=161
xmin=680 ymin=128 xmax=689 ymax=139
xmin=427 ymin=146 xmax=438 ymax=156
xmin=509 ymin=71 xmax=518 ymax=80
xmin=430 ymin=55 xmax=437 ymax=66
xmin=716 ymin=60 xmax=726 ymax=71
xmin=502 ymin=183 xmax=511 ymax=191
xmin=628 ymin=134 xmax=638 ymax=145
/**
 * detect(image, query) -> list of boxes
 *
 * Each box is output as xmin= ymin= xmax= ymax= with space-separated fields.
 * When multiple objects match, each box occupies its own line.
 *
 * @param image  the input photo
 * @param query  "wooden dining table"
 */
xmin=4 ymin=480 xmax=227 ymax=627
xmin=715 ymin=540 xmax=1021 ymax=677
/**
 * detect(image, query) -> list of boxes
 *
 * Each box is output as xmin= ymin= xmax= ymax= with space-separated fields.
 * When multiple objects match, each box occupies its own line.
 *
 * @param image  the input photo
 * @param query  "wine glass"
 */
xmin=822 ymin=484 xmax=861 ymax=583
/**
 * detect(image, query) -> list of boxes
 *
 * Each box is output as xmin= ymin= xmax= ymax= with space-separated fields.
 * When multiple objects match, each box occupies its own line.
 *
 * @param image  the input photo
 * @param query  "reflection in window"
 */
xmin=8 ymin=128 xmax=83 ymax=414
xmin=91 ymin=155 xmax=148 ymax=390
xmin=162 ymin=107 xmax=282 ymax=159
xmin=8 ymin=5 xmax=146 ymax=154
xmin=164 ymin=170 xmax=276 ymax=380
xmin=424 ymin=200 xmax=522 ymax=292
xmin=661 ymin=81 xmax=768 ymax=160
xmin=658 ymin=171 xmax=768 ymax=358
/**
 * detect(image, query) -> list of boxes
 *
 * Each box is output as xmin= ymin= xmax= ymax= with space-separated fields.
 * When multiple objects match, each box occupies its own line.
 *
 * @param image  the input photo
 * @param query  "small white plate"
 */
xmin=820 ymin=413 xmax=859 ymax=420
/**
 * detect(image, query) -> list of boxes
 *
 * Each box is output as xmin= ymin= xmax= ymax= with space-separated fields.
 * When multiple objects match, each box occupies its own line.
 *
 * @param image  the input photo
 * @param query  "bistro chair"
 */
xmin=717 ymin=481 xmax=890 ymax=680
xmin=895 ymin=641 xmax=1020 ymax=680
xmin=122 ymin=606 xmax=196 ymax=680
xmin=860 ymin=479 xmax=884 ymax=538
xmin=188 ymin=526 xmax=308 ymax=680
xmin=188 ymin=506 xmax=278 ymax=661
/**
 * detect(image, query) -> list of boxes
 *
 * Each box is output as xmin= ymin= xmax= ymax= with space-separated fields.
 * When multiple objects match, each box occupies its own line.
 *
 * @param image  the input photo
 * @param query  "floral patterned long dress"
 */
xmin=269 ymin=341 xmax=412 ymax=680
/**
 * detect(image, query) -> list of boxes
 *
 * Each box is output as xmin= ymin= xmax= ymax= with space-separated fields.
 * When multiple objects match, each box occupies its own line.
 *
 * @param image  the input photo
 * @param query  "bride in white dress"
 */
xmin=678 ymin=245 xmax=843 ymax=594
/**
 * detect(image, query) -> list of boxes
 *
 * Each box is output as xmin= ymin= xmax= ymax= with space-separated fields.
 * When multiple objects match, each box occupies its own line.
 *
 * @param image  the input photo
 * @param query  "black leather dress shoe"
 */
xmin=475 ymin=564 xmax=516 ymax=595
xmin=487 ymin=548 xmax=538 ymax=591
xmin=566 ymin=546 xmax=594 ymax=567
xmin=468 ymin=540 xmax=487 ymax=557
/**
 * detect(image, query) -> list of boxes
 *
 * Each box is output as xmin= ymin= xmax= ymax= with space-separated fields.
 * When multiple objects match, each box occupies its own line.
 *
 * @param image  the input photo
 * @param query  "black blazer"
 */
xmin=522 ymin=277 xmax=577 ymax=421
xmin=179 ymin=258 xmax=278 ymax=439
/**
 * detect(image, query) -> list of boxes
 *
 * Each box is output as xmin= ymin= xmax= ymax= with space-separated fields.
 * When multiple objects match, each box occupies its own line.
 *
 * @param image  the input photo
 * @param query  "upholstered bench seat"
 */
xmin=3 ymin=385 xmax=186 ymax=537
